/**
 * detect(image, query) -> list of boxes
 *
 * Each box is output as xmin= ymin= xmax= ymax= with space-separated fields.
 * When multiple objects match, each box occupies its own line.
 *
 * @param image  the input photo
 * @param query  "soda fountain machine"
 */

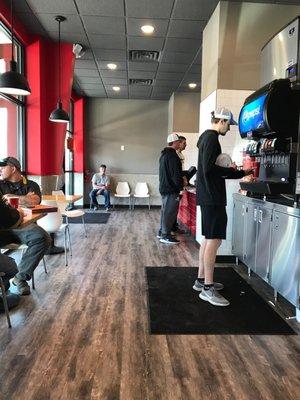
xmin=239 ymin=17 xmax=300 ymax=205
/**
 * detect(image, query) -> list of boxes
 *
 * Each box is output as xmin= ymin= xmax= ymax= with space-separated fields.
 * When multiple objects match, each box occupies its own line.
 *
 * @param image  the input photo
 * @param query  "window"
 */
xmin=0 ymin=21 xmax=25 ymax=169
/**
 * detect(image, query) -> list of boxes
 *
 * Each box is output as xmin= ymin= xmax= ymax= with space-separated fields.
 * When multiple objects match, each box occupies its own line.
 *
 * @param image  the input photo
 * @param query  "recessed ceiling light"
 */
xmin=141 ymin=25 xmax=154 ymax=34
xmin=189 ymin=83 xmax=197 ymax=89
xmin=107 ymin=63 xmax=117 ymax=70
xmin=112 ymin=86 xmax=120 ymax=92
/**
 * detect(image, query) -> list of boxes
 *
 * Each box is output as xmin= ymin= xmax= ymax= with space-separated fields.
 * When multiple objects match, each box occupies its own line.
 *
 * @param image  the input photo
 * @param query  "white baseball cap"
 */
xmin=213 ymin=107 xmax=238 ymax=125
xmin=167 ymin=133 xmax=180 ymax=143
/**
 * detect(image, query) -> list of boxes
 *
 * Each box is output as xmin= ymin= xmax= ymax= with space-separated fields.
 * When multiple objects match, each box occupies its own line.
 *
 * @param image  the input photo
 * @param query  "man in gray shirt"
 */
xmin=89 ymin=164 xmax=112 ymax=211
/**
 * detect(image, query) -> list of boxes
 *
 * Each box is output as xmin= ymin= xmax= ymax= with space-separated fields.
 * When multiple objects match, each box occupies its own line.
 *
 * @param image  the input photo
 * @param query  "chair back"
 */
xmin=52 ymin=190 xmax=64 ymax=196
xmin=37 ymin=200 xmax=63 ymax=233
xmin=134 ymin=182 xmax=149 ymax=196
xmin=116 ymin=182 xmax=130 ymax=195
xmin=52 ymin=190 xmax=68 ymax=214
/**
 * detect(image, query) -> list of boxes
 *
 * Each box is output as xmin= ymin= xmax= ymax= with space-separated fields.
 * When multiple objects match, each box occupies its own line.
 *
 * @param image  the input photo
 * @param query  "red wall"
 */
xmin=73 ymin=97 xmax=85 ymax=173
xmin=26 ymin=39 xmax=75 ymax=175
xmin=0 ymin=2 xmax=76 ymax=175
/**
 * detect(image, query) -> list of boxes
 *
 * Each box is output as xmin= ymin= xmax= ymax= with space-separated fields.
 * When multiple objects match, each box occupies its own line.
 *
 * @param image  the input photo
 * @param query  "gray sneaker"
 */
xmin=193 ymin=280 xmax=224 ymax=292
xmin=199 ymin=287 xmax=229 ymax=306
xmin=12 ymin=277 xmax=31 ymax=295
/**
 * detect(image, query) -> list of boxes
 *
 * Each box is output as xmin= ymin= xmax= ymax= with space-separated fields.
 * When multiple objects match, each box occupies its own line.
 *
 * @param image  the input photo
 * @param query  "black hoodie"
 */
xmin=196 ymin=130 xmax=245 ymax=206
xmin=159 ymin=147 xmax=183 ymax=195
xmin=0 ymin=197 xmax=20 ymax=229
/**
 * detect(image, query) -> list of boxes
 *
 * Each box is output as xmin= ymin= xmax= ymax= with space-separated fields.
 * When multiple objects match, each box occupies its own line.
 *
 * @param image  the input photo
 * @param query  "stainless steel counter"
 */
xmin=232 ymin=193 xmax=300 ymax=310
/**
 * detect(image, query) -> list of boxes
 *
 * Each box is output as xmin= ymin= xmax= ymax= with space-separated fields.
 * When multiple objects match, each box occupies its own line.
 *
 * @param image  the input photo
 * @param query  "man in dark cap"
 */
xmin=0 ymin=157 xmax=41 ymax=207
xmin=0 ymin=157 xmax=50 ymax=295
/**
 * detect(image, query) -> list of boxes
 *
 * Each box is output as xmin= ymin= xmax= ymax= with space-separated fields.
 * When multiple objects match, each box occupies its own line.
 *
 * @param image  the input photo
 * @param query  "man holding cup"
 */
xmin=0 ymin=157 xmax=41 ymax=207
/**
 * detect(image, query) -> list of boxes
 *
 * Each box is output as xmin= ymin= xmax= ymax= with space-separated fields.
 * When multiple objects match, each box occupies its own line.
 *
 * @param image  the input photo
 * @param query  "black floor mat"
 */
xmin=65 ymin=212 xmax=110 ymax=224
xmin=145 ymin=267 xmax=296 ymax=335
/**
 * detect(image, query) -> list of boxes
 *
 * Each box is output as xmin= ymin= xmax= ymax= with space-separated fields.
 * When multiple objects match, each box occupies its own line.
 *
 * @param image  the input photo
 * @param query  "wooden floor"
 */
xmin=0 ymin=209 xmax=299 ymax=400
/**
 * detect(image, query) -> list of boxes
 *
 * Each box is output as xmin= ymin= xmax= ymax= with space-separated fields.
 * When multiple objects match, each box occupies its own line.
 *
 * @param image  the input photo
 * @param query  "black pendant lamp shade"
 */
xmin=49 ymin=101 xmax=70 ymax=123
xmin=49 ymin=16 xmax=69 ymax=123
xmin=0 ymin=0 xmax=31 ymax=96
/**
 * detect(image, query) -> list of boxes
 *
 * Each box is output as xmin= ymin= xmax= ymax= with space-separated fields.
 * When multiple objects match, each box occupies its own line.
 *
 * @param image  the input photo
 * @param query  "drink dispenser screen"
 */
xmin=239 ymin=93 xmax=267 ymax=138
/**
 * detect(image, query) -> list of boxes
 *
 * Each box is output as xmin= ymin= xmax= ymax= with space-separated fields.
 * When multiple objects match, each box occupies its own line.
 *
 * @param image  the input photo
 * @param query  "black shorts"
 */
xmin=201 ymin=205 xmax=227 ymax=239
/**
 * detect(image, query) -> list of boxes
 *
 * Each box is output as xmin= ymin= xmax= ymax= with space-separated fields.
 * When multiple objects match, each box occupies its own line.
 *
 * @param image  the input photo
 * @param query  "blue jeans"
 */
xmin=0 ymin=225 xmax=51 ymax=281
xmin=0 ymin=254 xmax=18 ymax=291
xmin=89 ymin=189 xmax=111 ymax=208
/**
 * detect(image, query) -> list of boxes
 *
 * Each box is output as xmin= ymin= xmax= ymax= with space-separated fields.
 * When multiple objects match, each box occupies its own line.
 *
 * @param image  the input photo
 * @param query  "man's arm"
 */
xmin=18 ymin=192 xmax=40 ymax=207
xmin=104 ymin=176 xmax=111 ymax=190
xmin=168 ymin=154 xmax=183 ymax=192
xmin=202 ymin=135 xmax=248 ymax=179
xmin=0 ymin=198 xmax=23 ymax=229
xmin=91 ymin=174 xmax=104 ymax=190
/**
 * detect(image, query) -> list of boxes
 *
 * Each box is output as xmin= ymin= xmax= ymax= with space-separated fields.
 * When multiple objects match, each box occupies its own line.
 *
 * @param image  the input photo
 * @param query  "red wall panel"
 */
xmin=73 ymin=97 xmax=85 ymax=173
xmin=0 ymin=5 xmax=75 ymax=176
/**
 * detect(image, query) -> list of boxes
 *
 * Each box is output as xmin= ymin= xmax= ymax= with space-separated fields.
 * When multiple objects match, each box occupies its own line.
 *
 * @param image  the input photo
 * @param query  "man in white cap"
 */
xmin=158 ymin=133 xmax=183 ymax=244
xmin=193 ymin=108 xmax=253 ymax=306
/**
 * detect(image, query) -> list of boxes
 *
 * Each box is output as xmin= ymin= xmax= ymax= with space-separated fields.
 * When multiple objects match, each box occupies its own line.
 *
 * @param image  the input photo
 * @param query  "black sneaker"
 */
xmin=156 ymin=230 xmax=163 ymax=239
xmin=160 ymin=235 xmax=180 ymax=244
xmin=93 ymin=205 xmax=99 ymax=211
xmin=0 ymin=292 xmax=20 ymax=312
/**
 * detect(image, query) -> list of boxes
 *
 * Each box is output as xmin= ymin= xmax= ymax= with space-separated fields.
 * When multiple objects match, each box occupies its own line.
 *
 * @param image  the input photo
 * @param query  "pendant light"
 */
xmin=0 ymin=0 xmax=31 ymax=96
xmin=49 ymin=16 xmax=69 ymax=123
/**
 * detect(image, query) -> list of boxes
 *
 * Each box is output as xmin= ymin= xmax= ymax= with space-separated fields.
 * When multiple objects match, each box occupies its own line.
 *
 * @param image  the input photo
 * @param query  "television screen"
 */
xmin=239 ymin=93 xmax=268 ymax=137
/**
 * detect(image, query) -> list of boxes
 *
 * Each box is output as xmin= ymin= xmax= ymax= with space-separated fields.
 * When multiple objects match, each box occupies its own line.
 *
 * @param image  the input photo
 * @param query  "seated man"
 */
xmin=89 ymin=164 xmax=112 ymax=211
xmin=0 ymin=158 xmax=51 ymax=295
xmin=0 ymin=200 xmax=21 ymax=309
xmin=0 ymin=156 xmax=41 ymax=207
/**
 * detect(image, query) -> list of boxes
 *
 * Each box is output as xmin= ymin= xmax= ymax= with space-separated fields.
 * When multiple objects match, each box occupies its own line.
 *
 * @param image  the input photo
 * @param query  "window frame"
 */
xmin=0 ymin=20 xmax=26 ymax=171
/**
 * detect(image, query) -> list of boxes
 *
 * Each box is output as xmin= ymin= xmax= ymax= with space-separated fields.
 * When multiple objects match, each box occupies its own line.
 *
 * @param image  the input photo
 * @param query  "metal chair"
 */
xmin=0 ymin=272 xmax=11 ymax=328
xmin=37 ymin=200 xmax=71 ymax=267
xmin=132 ymin=182 xmax=151 ymax=210
xmin=52 ymin=191 xmax=87 ymax=238
xmin=113 ymin=182 xmax=131 ymax=209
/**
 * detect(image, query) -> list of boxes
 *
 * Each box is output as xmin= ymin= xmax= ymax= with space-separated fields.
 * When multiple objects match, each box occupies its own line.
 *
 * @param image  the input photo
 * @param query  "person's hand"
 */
xmin=17 ymin=207 xmax=24 ymax=223
xmin=229 ymin=162 xmax=237 ymax=170
xmin=2 ymin=193 xmax=16 ymax=201
xmin=244 ymin=168 xmax=254 ymax=176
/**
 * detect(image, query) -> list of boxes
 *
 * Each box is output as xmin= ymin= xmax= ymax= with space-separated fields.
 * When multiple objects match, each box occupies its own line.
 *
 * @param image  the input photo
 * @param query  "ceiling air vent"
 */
xmin=129 ymin=50 xmax=159 ymax=62
xmin=129 ymin=78 xmax=153 ymax=86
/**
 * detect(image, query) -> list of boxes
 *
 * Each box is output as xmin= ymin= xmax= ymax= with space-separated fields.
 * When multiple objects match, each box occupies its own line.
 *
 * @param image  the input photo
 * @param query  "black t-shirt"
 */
xmin=196 ymin=130 xmax=244 ymax=206
xmin=0 ymin=197 xmax=20 ymax=229
xmin=0 ymin=177 xmax=41 ymax=201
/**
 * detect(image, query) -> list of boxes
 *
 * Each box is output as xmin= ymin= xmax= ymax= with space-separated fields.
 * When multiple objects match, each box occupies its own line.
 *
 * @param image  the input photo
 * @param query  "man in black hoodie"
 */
xmin=193 ymin=108 xmax=253 ymax=306
xmin=0 ymin=195 xmax=50 ymax=295
xmin=158 ymin=133 xmax=183 ymax=244
xmin=0 ymin=197 xmax=22 ymax=311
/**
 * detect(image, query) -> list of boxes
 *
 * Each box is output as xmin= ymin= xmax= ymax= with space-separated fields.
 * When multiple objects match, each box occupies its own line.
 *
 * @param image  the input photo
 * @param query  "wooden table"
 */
xmin=42 ymin=195 xmax=82 ymax=203
xmin=20 ymin=213 xmax=46 ymax=228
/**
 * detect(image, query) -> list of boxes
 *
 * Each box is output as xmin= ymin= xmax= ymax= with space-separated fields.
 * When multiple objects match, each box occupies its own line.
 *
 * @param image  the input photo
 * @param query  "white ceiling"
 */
xmin=10 ymin=0 xmax=300 ymax=99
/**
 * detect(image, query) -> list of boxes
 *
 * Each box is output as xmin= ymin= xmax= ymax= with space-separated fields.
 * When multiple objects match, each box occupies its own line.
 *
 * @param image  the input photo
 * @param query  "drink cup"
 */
xmin=252 ymin=161 xmax=260 ymax=178
xmin=8 ymin=197 xmax=19 ymax=208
